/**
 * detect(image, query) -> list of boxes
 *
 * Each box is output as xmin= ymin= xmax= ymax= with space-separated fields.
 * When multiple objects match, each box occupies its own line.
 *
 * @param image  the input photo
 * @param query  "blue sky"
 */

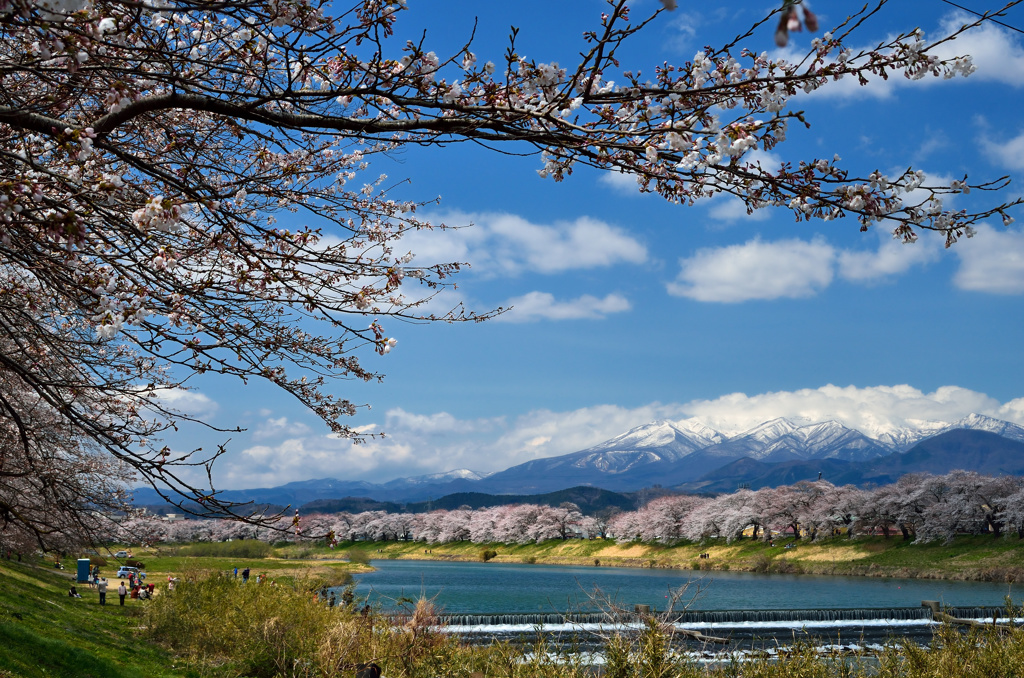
xmin=164 ymin=0 xmax=1024 ymax=490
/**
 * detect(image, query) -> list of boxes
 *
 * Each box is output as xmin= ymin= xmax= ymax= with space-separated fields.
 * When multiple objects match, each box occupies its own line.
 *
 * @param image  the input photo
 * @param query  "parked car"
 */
xmin=113 ymin=550 xmax=129 ymax=558
xmin=115 ymin=566 xmax=145 ymax=580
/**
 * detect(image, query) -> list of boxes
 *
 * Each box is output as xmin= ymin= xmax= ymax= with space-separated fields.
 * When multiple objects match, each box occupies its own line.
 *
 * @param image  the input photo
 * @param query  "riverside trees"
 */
xmin=1 ymin=0 xmax=1021 ymax=545
xmin=104 ymin=471 xmax=1024 ymax=548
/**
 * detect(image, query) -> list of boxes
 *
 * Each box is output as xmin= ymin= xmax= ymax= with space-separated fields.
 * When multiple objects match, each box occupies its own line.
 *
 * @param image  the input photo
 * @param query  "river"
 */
xmin=353 ymin=559 xmax=1014 ymax=613
xmin=352 ymin=559 xmax=1019 ymax=654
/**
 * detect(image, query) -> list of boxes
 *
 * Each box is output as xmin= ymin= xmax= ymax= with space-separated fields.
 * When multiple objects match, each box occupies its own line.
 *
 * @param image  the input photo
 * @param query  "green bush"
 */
xmin=346 ymin=548 xmax=371 ymax=565
xmin=479 ymin=549 xmax=498 ymax=562
xmin=146 ymin=570 xmax=469 ymax=678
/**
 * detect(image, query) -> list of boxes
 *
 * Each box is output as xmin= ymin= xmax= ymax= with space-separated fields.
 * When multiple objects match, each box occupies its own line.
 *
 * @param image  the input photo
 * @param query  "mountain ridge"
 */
xmin=129 ymin=412 xmax=1024 ymax=508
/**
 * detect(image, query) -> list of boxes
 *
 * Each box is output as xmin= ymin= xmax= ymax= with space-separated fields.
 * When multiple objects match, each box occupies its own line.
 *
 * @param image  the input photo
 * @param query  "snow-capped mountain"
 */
xmin=580 ymin=419 xmax=722 ymax=465
xmin=946 ymin=413 xmax=1024 ymax=442
xmin=759 ymin=420 xmax=890 ymax=462
xmin=869 ymin=413 xmax=1024 ymax=451
xmin=130 ymin=412 xmax=1024 ymax=508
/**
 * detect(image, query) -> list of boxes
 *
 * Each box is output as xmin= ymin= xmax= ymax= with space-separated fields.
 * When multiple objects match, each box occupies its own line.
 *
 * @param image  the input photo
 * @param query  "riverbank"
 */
xmin=335 ymin=534 xmax=1024 ymax=582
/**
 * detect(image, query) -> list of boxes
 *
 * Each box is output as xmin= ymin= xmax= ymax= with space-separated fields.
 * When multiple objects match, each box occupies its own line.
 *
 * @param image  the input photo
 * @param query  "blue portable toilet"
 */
xmin=77 ymin=558 xmax=91 ymax=583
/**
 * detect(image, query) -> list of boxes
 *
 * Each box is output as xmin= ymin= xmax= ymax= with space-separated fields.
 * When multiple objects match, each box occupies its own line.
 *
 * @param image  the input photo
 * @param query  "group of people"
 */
xmin=72 ymin=578 xmax=155 ymax=605
xmin=233 ymin=566 xmax=273 ymax=585
xmin=67 ymin=570 xmax=165 ymax=605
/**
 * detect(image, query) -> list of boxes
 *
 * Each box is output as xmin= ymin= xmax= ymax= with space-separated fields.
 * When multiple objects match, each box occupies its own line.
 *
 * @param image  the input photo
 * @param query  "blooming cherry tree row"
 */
xmin=85 ymin=471 xmax=1024 ymax=552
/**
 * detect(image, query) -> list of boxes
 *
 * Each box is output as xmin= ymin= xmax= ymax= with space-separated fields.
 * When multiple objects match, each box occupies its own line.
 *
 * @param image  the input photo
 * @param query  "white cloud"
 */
xmin=210 ymin=385 xmax=1024 ymax=488
xmin=252 ymin=417 xmax=312 ymax=441
xmin=796 ymin=12 xmax=1024 ymax=101
xmin=598 ymin=170 xmax=646 ymax=194
xmin=980 ymin=129 xmax=1024 ymax=171
xmin=838 ymin=230 xmax=942 ymax=282
xmin=382 ymin=408 xmax=500 ymax=434
xmin=496 ymin=291 xmax=631 ymax=322
xmin=706 ymin=194 xmax=774 ymax=223
xmin=153 ymin=388 xmax=219 ymax=420
xmin=667 ymin=237 xmax=836 ymax=302
xmin=952 ymin=223 xmax=1024 ymax=293
xmin=679 ymin=384 xmax=1023 ymax=436
xmin=401 ymin=211 xmax=648 ymax=277
xmin=931 ymin=13 xmax=1024 ymax=87
xmin=667 ymin=214 xmax=1003 ymax=303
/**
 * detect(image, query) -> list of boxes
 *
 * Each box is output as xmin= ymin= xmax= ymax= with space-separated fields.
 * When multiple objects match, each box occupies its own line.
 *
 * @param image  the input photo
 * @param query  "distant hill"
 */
xmin=297 ymin=486 xmax=639 ymax=516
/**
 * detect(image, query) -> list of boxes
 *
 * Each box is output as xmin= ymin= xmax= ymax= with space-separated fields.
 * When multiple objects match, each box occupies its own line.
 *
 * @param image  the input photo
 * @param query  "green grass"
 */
xmin=0 ymin=557 xmax=191 ymax=678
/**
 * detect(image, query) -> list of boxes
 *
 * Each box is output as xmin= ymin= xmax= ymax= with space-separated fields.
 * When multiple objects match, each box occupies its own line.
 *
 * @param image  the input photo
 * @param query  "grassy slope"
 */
xmin=351 ymin=534 xmax=1024 ymax=581
xmin=0 ymin=558 xmax=187 ymax=678
xmin=0 ymin=549 xmax=364 ymax=678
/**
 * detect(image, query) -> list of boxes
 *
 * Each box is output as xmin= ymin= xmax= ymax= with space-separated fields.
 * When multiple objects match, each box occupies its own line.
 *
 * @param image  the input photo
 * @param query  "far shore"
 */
xmin=330 ymin=534 xmax=1024 ymax=583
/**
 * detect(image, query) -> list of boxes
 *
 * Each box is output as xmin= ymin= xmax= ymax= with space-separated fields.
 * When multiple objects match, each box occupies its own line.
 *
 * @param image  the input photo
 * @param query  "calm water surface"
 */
xmin=353 ymin=559 xmax=1015 ymax=614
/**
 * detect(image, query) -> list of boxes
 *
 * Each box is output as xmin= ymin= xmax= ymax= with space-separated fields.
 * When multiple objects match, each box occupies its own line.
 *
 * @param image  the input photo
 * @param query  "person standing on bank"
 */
xmin=97 ymin=578 xmax=108 ymax=605
xmin=118 ymin=581 xmax=127 ymax=605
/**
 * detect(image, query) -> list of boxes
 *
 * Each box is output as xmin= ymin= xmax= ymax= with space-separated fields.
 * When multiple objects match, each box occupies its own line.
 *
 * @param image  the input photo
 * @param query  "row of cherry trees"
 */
xmin=103 ymin=471 xmax=1024 ymax=549
xmin=609 ymin=472 xmax=1024 ymax=544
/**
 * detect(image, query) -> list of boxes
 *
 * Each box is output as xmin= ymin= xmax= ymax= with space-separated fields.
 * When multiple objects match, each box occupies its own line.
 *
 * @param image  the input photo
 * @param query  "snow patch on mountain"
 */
xmin=583 ymin=420 xmax=718 ymax=460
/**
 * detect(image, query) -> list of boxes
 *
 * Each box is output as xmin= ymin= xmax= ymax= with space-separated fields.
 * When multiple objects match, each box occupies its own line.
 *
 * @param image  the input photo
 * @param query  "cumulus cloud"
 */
xmin=794 ymin=12 xmax=1024 ymax=101
xmin=152 ymin=388 xmax=219 ymax=420
xmin=838 ymin=230 xmax=943 ymax=282
xmin=667 ymin=237 xmax=836 ymax=302
xmin=252 ymin=416 xmax=312 ymax=441
xmin=931 ymin=13 xmax=1024 ymax=87
xmin=496 ymin=291 xmax=631 ymax=322
xmin=952 ymin=223 xmax=1024 ymax=293
xmin=210 ymin=385 xmax=1024 ymax=488
xmin=980 ymin=129 xmax=1024 ymax=171
xmin=598 ymin=170 xmax=646 ymax=194
xmin=668 ymin=214 xmax=1016 ymax=303
xmin=401 ymin=211 xmax=648 ymax=277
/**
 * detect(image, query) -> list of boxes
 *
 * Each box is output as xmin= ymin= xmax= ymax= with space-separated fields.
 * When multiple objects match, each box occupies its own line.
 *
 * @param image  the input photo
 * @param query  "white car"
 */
xmin=115 ymin=566 xmax=145 ymax=580
xmin=113 ymin=550 xmax=129 ymax=558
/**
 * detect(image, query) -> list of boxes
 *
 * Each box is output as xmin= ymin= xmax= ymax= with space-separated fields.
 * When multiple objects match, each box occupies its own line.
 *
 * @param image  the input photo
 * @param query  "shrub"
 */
xmin=523 ymin=556 xmax=537 ymax=564
xmin=146 ymin=570 xmax=467 ymax=678
xmin=479 ymin=549 xmax=497 ymax=562
xmin=594 ymin=558 xmax=601 ymax=566
xmin=346 ymin=548 xmax=371 ymax=565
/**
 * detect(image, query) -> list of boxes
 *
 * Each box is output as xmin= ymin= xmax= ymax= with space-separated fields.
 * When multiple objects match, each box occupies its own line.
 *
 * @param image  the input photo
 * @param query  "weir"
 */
xmin=427 ymin=606 xmax=1007 ymax=627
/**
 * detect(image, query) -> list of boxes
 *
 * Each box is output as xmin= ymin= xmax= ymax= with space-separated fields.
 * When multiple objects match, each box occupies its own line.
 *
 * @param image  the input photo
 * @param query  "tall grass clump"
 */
xmin=346 ymin=547 xmax=371 ymax=565
xmin=145 ymin=568 xmax=472 ymax=678
xmin=174 ymin=539 xmax=272 ymax=559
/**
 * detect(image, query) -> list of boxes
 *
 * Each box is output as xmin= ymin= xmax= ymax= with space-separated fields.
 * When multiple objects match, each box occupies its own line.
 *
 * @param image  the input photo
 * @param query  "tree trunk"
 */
xmin=986 ymin=515 xmax=1002 ymax=538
